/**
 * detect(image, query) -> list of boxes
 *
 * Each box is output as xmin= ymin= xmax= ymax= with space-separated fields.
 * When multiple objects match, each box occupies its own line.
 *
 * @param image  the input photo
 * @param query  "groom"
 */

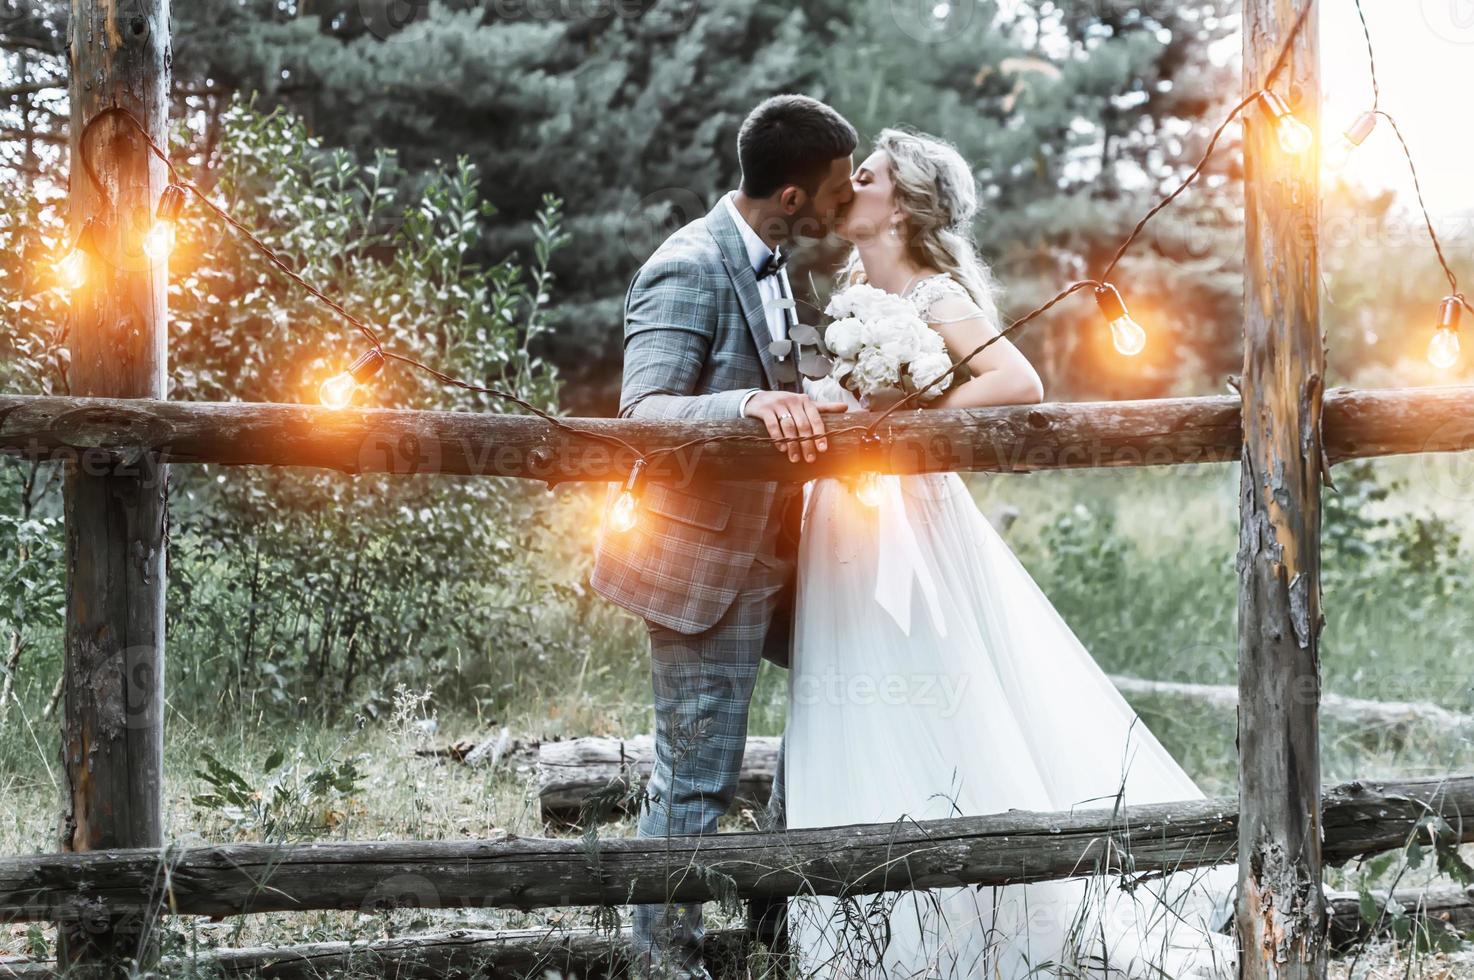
xmin=589 ymin=94 xmax=858 ymax=978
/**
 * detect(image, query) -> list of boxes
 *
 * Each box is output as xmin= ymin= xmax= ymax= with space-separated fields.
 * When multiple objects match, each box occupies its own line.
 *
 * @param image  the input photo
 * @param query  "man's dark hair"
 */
xmin=737 ymin=95 xmax=858 ymax=199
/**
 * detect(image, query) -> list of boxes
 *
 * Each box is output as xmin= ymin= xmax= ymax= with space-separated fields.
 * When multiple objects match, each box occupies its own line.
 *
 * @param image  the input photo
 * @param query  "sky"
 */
xmin=1320 ymin=0 xmax=1473 ymax=218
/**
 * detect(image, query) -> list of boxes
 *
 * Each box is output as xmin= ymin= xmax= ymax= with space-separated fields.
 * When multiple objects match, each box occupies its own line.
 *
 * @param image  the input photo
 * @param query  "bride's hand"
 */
xmin=743 ymin=391 xmax=849 ymax=464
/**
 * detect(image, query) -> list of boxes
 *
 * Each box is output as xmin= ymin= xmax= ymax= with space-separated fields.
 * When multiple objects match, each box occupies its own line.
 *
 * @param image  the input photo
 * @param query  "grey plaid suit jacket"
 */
xmin=590 ymin=195 xmax=802 ymax=635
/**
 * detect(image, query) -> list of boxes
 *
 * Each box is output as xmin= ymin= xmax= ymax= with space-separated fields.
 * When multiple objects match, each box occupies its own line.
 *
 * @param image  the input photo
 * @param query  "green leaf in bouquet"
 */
xmin=798 ymin=351 xmax=832 ymax=379
xmin=788 ymin=322 xmax=821 ymax=346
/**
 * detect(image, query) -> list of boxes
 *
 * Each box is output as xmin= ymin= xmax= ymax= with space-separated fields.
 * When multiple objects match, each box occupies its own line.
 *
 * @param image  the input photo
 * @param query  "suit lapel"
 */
xmin=706 ymin=196 xmax=788 ymax=392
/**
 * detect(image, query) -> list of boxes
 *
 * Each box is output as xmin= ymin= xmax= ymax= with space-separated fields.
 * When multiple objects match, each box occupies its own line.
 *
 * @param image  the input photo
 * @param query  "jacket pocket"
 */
xmin=641 ymin=482 xmax=732 ymax=532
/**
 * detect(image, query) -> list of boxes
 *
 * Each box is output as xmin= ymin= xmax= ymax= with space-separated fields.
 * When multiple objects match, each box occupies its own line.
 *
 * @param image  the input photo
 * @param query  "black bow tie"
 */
xmin=756 ymin=247 xmax=789 ymax=281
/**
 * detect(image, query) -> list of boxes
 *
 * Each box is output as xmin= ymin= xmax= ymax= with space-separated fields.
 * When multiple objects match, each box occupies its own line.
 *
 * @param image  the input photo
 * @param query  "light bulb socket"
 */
xmin=622 ymin=458 xmax=648 ymax=497
xmin=156 ymin=184 xmax=187 ymax=224
xmin=1094 ymin=283 xmax=1128 ymax=322
xmin=1437 ymin=297 xmax=1462 ymax=334
xmin=72 ymin=218 xmax=101 ymax=256
xmin=1257 ymin=90 xmax=1293 ymax=122
xmin=346 ymin=347 xmax=386 ymax=383
xmin=1343 ymin=111 xmax=1377 ymax=147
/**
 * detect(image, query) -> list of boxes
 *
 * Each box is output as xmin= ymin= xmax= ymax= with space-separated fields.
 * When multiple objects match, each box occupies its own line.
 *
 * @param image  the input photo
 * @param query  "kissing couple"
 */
xmin=591 ymin=94 xmax=1238 ymax=979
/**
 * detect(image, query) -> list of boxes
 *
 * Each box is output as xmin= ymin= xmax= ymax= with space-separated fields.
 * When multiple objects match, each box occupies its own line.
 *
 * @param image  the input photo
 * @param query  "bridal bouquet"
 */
xmin=822 ymin=283 xmax=957 ymax=406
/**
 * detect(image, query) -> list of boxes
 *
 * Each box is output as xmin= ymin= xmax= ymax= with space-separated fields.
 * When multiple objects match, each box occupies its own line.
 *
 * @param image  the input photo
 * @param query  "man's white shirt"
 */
xmin=720 ymin=191 xmax=791 ymax=418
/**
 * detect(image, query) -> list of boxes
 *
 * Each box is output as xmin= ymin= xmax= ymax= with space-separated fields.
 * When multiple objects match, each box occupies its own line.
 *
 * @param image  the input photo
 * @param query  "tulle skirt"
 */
xmin=784 ymin=469 xmax=1239 ymax=979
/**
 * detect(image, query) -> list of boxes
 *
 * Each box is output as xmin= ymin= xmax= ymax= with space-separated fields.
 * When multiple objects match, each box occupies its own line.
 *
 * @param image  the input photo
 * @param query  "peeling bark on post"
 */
xmin=1238 ymin=1 xmax=1328 ymax=977
xmin=58 ymin=0 xmax=171 ymax=971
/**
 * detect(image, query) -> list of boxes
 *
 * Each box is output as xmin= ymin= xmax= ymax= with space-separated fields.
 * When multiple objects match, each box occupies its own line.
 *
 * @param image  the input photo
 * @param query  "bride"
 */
xmin=782 ymin=128 xmax=1239 ymax=979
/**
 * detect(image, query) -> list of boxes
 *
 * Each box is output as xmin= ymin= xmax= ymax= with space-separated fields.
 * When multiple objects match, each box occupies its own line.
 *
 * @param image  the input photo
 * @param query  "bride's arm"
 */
xmin=922 ymin=293 xmax=1044 ymax=409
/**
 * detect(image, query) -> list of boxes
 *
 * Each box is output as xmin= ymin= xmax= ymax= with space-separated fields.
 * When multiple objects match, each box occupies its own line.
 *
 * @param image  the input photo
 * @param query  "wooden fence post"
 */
xmin=1238 ymin=0 xmax=1328 ymax=977
xmin=58 ymin=0 xmax=171 ymax=970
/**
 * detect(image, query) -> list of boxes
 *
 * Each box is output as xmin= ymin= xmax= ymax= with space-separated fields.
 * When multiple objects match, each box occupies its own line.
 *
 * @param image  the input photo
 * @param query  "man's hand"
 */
xmin=743 ymin=390 xmax=849 ymax=463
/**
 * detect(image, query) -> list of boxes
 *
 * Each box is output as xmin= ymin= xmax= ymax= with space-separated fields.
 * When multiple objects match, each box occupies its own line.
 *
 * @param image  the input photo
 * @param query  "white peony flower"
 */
xmin=852 ymin=347 xmax=901 ymax=393
xmin=908 ymin=352 xmax=956 ymax=400
xmin=825 ymin=283 xmax=886 ymax=320
xmin=824 ymin=317 xmax=864 ymax=359
xmin=919 ymin=326 xmax=947 ymax=354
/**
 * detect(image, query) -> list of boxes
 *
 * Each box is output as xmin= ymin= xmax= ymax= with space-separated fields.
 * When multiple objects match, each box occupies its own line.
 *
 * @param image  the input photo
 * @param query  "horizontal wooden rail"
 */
xmin=535 ymin=684 xmax=1473 ymax=815
xmin=1 ymin=385 xmax=1472 ymax=482
xmin=0 ymin=926 xmax=755 ymax=979
xmin=0 ymin=775 xmax=1466 ymax=923
xmin=9 ymin=882 xmax=1470 ymax=978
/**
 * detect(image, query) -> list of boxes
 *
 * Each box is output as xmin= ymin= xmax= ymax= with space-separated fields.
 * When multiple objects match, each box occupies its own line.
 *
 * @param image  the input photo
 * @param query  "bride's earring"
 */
xmin=888 ymin=223 xmax=900 ymax=241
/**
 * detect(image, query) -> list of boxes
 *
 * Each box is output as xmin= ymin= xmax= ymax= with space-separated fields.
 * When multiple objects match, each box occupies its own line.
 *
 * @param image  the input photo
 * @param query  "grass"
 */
xmin=3 ymin=454 xmax=1474 ymax=975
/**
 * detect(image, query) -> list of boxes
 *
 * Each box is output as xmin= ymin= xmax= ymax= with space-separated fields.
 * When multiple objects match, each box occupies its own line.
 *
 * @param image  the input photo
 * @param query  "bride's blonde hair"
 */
xmin=839 ymin=128 xmax=1002 ymax=329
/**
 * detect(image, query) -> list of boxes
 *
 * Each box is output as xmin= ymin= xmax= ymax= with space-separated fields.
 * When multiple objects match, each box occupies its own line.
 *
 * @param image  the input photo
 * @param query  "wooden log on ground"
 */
xmin=3 ymin=385 xmax=1474 ymax=483
xmin=1106 ymin=676 xmax=1474 ymax=731
xmin=0 ymin=775 xmax=1468 ymax=922
xmin=0 ymin=927 xmax=754 ymax=980
xmin=530 ymin=682 xmax=1471 ymax=816
xmin=1326 ymin=886 xmax=1474 ymax=951
xmin=11 ymin=888 xmax=1473 ymax=979
xmin=538 ymin=735 xmax=779 ymax=816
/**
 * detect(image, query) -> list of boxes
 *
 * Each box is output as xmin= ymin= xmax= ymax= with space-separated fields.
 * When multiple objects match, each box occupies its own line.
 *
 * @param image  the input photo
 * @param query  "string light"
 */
xmin=1323 ymin=111 xmax=1377 ymax=173
xmin=142 ymin=183 xmax=187 ymax=261
xmin=1256 ymin=91 xmax=1313 ymax=156
xmin=854 ymin=472 xmax=884 ymax=508
xmin=1426 ymin=297 xmax=1462 ymax=369
xmin=1093 ymin=283 xmax=1147 ymax=356
xmin=609 ymin=458 xmax=647 ymax=533
xmin=54 ymin=219 xmax=98 ymax=291
xmin=60 ymin=3 xmax=1369 ymax=524
xmin=320 ymin=348 xmax=385 ymax=408
xmin=1326 ymin=0 xmax=1382 ymax=177
xmin=1345 ymin=0 xmax=1473 ymax=371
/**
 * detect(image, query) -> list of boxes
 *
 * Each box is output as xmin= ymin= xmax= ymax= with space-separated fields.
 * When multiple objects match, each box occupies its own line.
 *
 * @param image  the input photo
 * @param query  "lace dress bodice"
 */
xmin=904 ymin=272 xmax=970 ymax=322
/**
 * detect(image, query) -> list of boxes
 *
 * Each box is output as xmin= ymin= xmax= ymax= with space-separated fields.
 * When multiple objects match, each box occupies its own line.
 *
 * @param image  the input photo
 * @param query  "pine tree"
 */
xmin=3 ymin=0 xmax=1248 ymax=406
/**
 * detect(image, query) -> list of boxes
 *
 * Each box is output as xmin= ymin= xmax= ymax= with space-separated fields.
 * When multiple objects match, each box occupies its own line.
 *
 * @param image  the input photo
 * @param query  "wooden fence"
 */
xmin=4 ymin=0 xmax=1473 ymax=977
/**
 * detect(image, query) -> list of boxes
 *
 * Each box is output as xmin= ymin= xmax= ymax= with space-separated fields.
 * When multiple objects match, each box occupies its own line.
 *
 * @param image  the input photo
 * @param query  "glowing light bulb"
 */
xmin=1094 ymin=283 xmax=1147 ymax=357
xmin=609 ymin=459 xmax=648 ymax=533
xmin=317 ymin=348 xmax=385 ymax=408
xmin=142 ymin=185 xmax=187 ymax=262
xmin=1323 ymin=111 xmax=1377 ymax=173
xmin=54 ymin=220 xmax=99 ymax=292
xmin=55 ymin=247 xmax=87 ymax=291
xmin=319 ymin=372 xmax=358 ymax=409
xmin=1427 ymin=297 xmax=1463 ymax=369
xmin=1276 ymin=116 xmax=1314 ymax=156
xmin=610 ymin=491 xmax=639 ymax=532
xmin=141 ymin=221 xmax=175 ymax=262
xmin=855 ymin=472 xmax=884 ymax=507
xmin=1108 ymin=316 xmax=1147 ymax=356
xmin=1257 ymin=91 xmax=1312 ymax=156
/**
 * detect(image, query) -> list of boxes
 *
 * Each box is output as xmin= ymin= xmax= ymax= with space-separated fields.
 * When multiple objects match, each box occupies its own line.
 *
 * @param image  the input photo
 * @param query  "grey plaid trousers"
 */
xmin=631 ymin=486 xmax=797 ymax=980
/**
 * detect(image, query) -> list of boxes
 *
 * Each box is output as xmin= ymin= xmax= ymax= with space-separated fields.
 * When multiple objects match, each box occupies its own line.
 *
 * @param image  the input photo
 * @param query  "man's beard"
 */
xmin=788 ymin=202 xmax=838 ymax=242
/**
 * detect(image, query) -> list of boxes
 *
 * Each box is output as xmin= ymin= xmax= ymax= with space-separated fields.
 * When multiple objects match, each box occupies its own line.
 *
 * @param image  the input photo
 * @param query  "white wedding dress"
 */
xmin=784 ymin=274 xmax=1239 ymax=979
